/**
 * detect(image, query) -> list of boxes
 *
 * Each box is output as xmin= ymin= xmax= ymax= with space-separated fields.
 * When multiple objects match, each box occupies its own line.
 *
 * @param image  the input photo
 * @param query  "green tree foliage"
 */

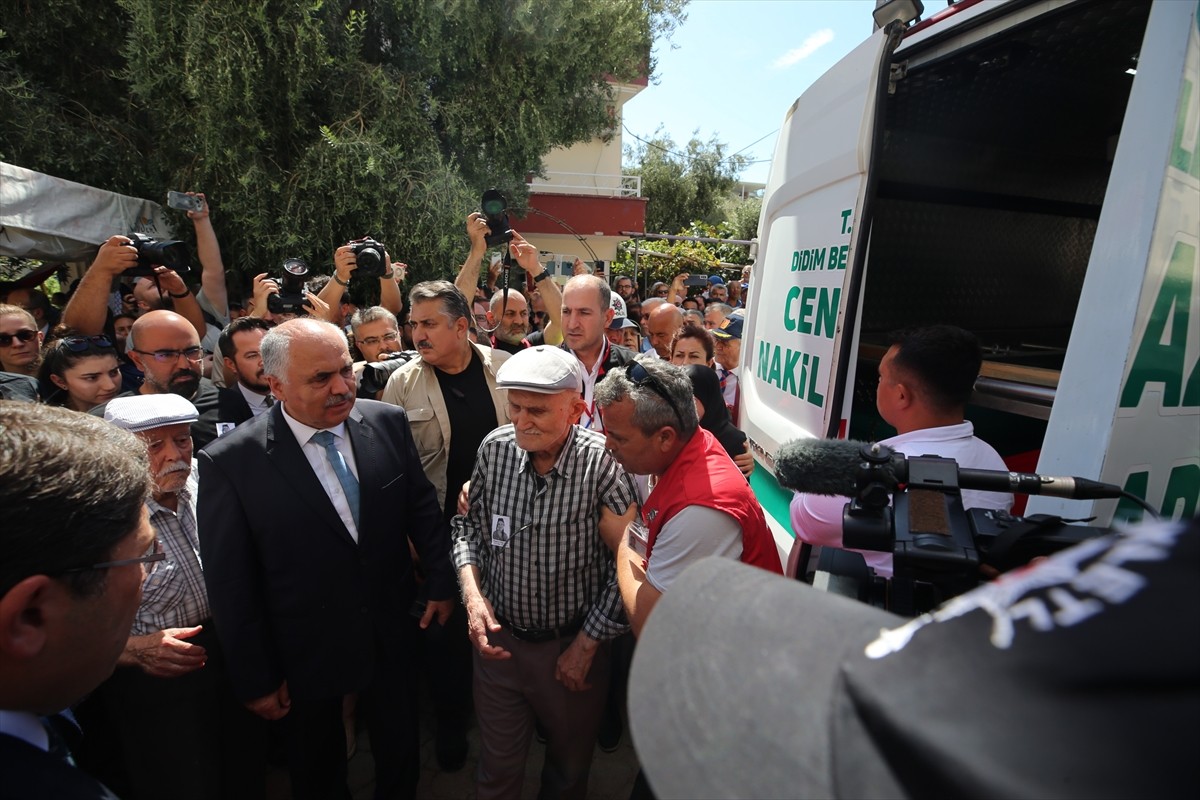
xmin=610 ymin=219 xmax=754 ymax=293
xmin=624 ymin=130 xmax=748 ymax=236
xmin=0 ymin=0 xmax=685 ymax=283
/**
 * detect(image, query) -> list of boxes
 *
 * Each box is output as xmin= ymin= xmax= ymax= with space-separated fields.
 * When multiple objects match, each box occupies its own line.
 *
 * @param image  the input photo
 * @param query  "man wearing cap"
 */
xmin=559 ymin=274 xmax=638 ymax=433
xmin=91 ymin=310 xmax=225 ymax=450
xmin=706 ymin=276 xmax=728 ymax=304
xmin=594 ymin=356 xmax=781 ymax=636
xmin=605 ymin=293 xmax=640 ymax=348
xmin=712 ymin=315 xmax=744 ymax=415
xmin=198 ymin=318 xmax=454 ymax=799
xmin=452 ymin=345 xmax=638 ymax=799
xmin=82 ymin=394 xmax=263 ymax=799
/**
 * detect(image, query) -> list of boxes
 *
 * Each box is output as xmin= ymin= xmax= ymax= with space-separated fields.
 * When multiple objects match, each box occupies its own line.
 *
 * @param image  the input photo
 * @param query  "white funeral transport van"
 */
xmin=741 ymin=0 xmax=1200 ymax=555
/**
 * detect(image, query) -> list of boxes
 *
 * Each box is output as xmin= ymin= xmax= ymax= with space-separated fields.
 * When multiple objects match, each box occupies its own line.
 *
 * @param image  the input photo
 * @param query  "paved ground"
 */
xmin=268 ymin=707 xmax=642 ymax=799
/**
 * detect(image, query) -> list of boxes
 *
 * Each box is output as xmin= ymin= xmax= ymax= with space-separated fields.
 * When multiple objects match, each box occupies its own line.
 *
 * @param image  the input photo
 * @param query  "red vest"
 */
xmin=643 ymin=428 xmax=782 ymax=574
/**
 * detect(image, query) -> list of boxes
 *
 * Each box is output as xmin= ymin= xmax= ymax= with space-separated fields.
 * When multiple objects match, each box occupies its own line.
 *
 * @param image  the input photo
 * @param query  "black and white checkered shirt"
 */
xmin=451 ymin=424 xmax=637 ymax=641
xmin=134 ymin=466 xmax=211 ymax=635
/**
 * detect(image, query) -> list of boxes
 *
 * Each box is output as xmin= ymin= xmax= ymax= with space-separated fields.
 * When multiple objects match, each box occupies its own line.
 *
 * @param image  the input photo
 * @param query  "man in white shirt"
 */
xmin=711 ymin=315 xmax=743 ymax=415
xmin=216 ymin=317 xmax=275 ymax=427
xmin=790 ymin=325 xmax=1013 ymax=579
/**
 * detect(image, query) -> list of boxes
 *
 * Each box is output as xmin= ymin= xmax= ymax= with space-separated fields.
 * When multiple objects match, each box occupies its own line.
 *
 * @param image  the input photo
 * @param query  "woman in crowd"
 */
xmin=37 ymin=333 xmax=123 ymax=412
xmin=685 ymin=363 xmax=750 ymax=477
xmin=670 ymin=322 xmax=715 ymax=367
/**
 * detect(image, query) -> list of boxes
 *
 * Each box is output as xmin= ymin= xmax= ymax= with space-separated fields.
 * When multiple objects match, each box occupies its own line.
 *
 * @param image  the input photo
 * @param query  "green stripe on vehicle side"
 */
xmin=751 ymin=466 xmax=796 ymax=538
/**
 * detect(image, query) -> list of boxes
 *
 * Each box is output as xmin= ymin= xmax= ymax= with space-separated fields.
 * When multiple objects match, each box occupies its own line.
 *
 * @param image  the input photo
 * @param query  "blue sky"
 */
xmin=621 ymin=0 xmax=878 ymax=185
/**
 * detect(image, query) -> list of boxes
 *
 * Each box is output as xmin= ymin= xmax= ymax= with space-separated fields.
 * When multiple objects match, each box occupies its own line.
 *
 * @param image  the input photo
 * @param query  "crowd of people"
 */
xmin=2 ymin=193 xmax=1062 ymax=800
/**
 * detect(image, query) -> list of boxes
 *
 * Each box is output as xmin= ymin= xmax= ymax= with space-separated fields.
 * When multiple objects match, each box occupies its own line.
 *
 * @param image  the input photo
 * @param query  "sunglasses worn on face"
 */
xmin=132 ymin=346 xmax=204 ymax=363
xmin=0 ymin=329 xmax=37 ymax=347
xmin=628 ymin=361 xmax=685 ymax=430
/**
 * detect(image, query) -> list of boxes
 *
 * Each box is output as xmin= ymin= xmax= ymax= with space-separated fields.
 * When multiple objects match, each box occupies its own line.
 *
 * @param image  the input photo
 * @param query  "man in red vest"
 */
xmin=595 ymin=356 xmax=782 ymax=635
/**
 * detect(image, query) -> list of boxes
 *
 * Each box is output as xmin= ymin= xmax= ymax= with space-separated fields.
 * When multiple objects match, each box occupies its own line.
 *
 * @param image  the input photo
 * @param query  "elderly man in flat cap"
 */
xmin=451 ymin=345 xmax=639 ymax=800
xmin=77 ymin=394 xmax=263 ymax=800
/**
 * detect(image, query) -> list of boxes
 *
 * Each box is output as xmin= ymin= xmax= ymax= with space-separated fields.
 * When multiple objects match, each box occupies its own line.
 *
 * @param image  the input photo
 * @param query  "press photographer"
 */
xmin=314 ymin=237 xmax=405 ymax=328
xmin=788 ymin=325 xmax=1013 ymax=586
xmin=779 ymin=437 xmax=1125 ymax=614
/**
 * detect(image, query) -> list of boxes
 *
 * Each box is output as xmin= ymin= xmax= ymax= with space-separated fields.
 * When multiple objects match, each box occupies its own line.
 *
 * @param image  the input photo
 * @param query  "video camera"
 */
xmin=123 ymin=232 xmax=191 ymax=279
xmin=777 ymin=439 xmax=1126 ymax=615
xmin=268 ymin=258 xmax=311 ymax=315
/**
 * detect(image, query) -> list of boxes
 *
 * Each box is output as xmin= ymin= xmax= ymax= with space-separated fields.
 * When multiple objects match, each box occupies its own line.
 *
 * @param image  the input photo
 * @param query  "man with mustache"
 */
xmin=80 ymin=394 xmax=264 ymax=799
xmin=198 ymin=318 xmax=454 ymax=799
xmin=91 ymin=310 xmax=225 ymax=449
xmin=452 ymin=345 xmax=638 ymax=799
xmin=214 ymin=317 xmax=275 ymax=429
xmin=380 ymin=279 xmax=511 ymax=769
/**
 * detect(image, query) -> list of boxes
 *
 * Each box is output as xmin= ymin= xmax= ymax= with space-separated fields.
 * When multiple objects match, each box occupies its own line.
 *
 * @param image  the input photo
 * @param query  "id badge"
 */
xmin=628 ymin=521 xmax=649 ymax=559
xmin=490 ymin=514 xmax=513 ymax=547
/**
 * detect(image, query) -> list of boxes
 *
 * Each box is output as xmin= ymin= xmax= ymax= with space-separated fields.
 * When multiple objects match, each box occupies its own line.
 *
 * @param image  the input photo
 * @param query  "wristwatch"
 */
xmin=168 ymin=289 xmax=190 ymax=299
xmin=333 ymin=274 xmax=351 ymax=287
xmin=534 ymin=269 xmax=552 ymax=283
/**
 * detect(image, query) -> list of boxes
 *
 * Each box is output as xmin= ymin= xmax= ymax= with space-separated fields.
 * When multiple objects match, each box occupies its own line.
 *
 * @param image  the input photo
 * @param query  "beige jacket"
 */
xmin=380 ymin=341 xmax=510 ymax=510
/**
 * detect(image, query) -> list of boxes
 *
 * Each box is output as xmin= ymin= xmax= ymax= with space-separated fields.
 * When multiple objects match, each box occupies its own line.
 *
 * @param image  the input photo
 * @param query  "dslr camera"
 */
xmin=268 ymin=258 xmax=311 ymax=315
xmin=123 ymin=232 xmax=191 ymax=279
xmin=481 ymin=189 xmax=514 ymax=248
xmin=347 ymin=237 xmax=387 ymax=279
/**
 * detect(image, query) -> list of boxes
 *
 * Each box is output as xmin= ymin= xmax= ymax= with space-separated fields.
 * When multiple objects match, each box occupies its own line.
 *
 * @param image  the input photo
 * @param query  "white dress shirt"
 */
xmin=237 ymin=382 xmax=273 ymax=418
xmin=280 ymin=406 xmax=361 ymax=542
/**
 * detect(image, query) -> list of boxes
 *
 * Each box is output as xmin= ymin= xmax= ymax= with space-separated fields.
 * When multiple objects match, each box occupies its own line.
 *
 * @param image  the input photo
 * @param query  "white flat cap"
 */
xmin=104 ymin=394 xmax=199 ymax=433
xmin=495 ymin=345 xmax=584 ymax=394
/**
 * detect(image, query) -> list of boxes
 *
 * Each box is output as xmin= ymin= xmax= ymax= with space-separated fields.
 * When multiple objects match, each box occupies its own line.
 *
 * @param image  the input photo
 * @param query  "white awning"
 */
xmin=0 ymin=162 xmax=173 ymax=262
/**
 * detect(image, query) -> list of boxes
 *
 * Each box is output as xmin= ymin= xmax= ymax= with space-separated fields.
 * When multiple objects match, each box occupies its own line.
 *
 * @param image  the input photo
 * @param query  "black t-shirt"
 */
xmin=490 ymin=329 xmax=545 ymax=355
xmin=435 ymin=353 xmax=500 ymax=523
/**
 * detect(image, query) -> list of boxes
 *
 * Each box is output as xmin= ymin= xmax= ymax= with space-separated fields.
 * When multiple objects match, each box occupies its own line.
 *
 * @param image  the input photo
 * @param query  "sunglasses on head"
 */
xmin=628 ymin=361 xmax=685 ymax=430
xmin=0 ymin=329 xmax=37 ymax=347
xmin=59 ymin=335 xmax=114 ymax=352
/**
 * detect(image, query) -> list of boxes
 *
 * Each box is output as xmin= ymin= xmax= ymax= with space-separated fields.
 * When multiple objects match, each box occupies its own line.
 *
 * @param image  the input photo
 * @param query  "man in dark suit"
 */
xmin=214 ymin=316 xmax=274 ymax=435
xmin=197 ymin=318 xmax=455 ymax=800
xmin=1 ymin=403 xmax=156 ymax=799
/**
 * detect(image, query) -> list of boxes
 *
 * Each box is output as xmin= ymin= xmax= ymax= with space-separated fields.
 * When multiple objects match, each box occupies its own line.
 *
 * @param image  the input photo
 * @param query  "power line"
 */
xmin=622 ymin=124 xmax=775 ymax=171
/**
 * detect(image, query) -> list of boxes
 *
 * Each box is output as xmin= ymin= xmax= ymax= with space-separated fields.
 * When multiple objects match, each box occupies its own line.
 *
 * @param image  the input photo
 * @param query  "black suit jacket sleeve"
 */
xmin=197 ymin=447 xmax=283 ymax=701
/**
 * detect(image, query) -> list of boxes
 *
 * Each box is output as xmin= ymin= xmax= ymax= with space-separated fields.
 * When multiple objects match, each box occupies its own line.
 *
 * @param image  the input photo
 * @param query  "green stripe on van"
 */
xmin=751 ymin=467 xmax=796 ymax=538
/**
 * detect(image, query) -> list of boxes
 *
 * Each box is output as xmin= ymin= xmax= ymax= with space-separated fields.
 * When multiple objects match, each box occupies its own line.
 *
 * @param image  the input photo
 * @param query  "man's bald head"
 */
xmin=127 ymin=310 xmax=203 ymax=398
xmin=647 ymin=303 xmax=684 ymax=359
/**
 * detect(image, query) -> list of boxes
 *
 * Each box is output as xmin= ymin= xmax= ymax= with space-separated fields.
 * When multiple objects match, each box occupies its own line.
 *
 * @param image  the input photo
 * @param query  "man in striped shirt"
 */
xmin=81 ymin=394 xmax=263 ymax=799
xmin=452 ymin=345 xmax=638 ymax=800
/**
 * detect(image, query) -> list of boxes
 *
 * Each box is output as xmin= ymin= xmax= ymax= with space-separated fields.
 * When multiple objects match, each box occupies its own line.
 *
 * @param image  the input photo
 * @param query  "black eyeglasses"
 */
xmin=532 ymin=312 xmax=548 ymax=321
xmin=628 ymin=361 xmax=685 ymax=430
xmin=60 ymin=539 xmax=166 ymax=578
xmin=0 ymin=329 xmax=37 ymax=347
xmin=60 ymin=335 xmax=114 ymax=351
xmin=132 ymin=346 xmax=204 ymax=363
